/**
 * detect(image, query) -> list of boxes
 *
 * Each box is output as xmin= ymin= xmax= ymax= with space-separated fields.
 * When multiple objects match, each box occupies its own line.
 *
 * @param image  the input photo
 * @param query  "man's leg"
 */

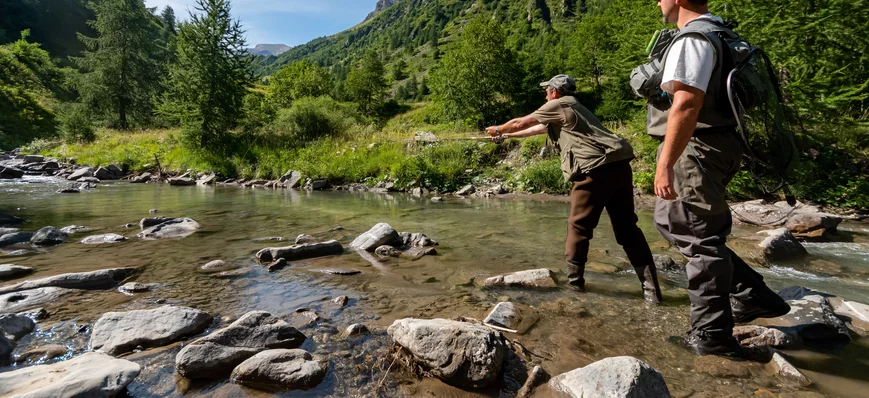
xmin=603 ymin=160 xmax=663 ymax=303
xmin=565 ymin=173 xmax=607 ymax=291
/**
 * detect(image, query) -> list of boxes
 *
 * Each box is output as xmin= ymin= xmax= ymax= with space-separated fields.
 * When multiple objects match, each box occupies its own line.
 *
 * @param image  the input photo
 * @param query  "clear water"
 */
xmin=1 ymin=176 xmax=868 ymax=397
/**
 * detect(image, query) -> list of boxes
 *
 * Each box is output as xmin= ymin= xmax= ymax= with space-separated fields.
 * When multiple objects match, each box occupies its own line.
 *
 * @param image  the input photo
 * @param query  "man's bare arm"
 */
xmin=485 ymin=115 xmax=540 ymax=137
xmin=655 ymin=81 xmax=705 ymax=200
xmin=504 ymin=123 xmax=547 ymax=138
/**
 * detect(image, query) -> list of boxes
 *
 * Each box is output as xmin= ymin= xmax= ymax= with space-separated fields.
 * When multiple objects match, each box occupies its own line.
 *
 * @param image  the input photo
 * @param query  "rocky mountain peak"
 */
xmin=366 ymin=0 xmax=403 ymax=21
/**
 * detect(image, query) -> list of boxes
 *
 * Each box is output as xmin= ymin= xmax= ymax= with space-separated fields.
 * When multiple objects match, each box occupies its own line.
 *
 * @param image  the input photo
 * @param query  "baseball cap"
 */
xmin=539 ymin=74 xmax=576 ymax=94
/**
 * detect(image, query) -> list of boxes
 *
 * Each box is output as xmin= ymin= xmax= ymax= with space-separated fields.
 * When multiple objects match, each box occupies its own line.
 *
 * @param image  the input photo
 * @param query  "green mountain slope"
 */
xmin=0 ymin=0 xmax=97 ymax=60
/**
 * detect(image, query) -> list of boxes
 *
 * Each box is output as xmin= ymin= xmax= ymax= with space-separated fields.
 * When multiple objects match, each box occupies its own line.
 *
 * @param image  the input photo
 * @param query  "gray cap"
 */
xmin=540 ymin=74 xmax=576 ymax=94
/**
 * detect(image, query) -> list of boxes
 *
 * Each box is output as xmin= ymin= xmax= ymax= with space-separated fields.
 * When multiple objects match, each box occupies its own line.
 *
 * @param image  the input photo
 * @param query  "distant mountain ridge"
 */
xmin=366 ymin=0 xmax=403 ymax=21
xmin=248 ymin=43 xmax=291 ymax=56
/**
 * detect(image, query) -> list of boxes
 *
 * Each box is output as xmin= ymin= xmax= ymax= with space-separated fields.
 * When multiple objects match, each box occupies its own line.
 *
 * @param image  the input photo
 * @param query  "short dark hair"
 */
xmin=688 ymin=0 xmax=709 ymax=4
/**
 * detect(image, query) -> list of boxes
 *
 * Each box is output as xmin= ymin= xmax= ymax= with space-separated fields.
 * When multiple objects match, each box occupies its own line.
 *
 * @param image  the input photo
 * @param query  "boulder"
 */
xmin=15 ymin=344 xmax=67 ymax=363
xmin=387 ymin=318 xmax=505 ymax=388
xmin=0 ymin=213 xmax=24 ymax=226
xmin=349 ymin=223 xmax=400 ymax=251
xmin=398 ymin=232 xmax=439 ymax=247
xmin=175 ymin=311 xmax=307 ymax=379
xmin=139 ymin=216 xmax=172 ymax=229
xmin=0 ymin=232 xmax=34 ymax=246
xmin=456 ymin=184 xmax=475 ymax=196
xmin=67 ymin=167 xmax=94 ymax=181
xmin=106 ymin=164 xmax=123 ymax=177
xmin=483 ymin=302 xmax=539 ymax=334
xmin=758 ymin=228 xmax=807 ymax=262
xmin=311 ymin=179 xmax=329 ymax=190
xmin=0 ymin=166 xmax=24 ymax=179
xmin=785 ymin=212 xmax=842 ymax=236
xmin=30 ymin=226 xmax=68 ymax=246
xmin=137 ymin=218 xmax=201 ymax=239
xmin=549 ymin=356 xmax=671 ymax=398
xmin=130 ymin=172 xmax=152 ymax=183
xmin=60 ymin=225 xmax=91 ymax=234
xmin=255 ymin=240 xmax=344 ymax=263
xmin=94 ymin=167 xmax=118 ymax=180
xmin=81 ymin=233 xmax=127 ymax=244
xmin=767 ymin=351 xmax=811 ymax=387
xmin=0 ymin=287 xmax=74 ymax=313
xmin=480 ymin=268 xmax=557 ymax=289
xmin=90 ymin=306 xmax=213 ymax=355
xmin=294 ymin=234 xmax=316 ymax=244
xmin=168 ymin=177 xmax=195 ymax=186
xmin=766 ymin=286 xmax=851 ymax=342
xmin=731 ymin=200 xmax=842 ymax=236
xmin=230 ymin=349 xmax=328 ymax=391
xmin=0 ymin=267 xmax=137 ymax=294
xmin=0 ymin=313 xmax=35 ymax=340
xmin=279 ymin=170 xmax=303 ymax=188
xmin=0 ymin=352 xmax=140 ymax=397
xmin=0 ymin=264 xmax=33 ymax=280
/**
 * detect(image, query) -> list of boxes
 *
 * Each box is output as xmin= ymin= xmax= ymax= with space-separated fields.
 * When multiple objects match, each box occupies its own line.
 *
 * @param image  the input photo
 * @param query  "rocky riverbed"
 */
xmin=2 ymin=152 xmax=869 ymax=397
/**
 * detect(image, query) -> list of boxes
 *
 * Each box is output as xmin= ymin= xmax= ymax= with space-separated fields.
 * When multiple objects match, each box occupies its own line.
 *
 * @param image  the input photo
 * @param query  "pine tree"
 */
xmin=160 ymin=0 xmax=253 ymax=151
xmin=345 ymin=50 xmax=388 ymax=116
xmin=73 ymin=0 xmax=162 ymax=128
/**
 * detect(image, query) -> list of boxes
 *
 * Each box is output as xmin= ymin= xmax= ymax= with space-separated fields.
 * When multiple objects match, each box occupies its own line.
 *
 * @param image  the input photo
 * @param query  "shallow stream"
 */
xmin=2 ymin=177 xmax=868 ymax=397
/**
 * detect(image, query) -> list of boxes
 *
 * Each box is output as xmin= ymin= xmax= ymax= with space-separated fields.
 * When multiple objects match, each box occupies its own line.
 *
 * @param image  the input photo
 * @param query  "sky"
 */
xmin=144 ymin=0 xmax=379 ymax=47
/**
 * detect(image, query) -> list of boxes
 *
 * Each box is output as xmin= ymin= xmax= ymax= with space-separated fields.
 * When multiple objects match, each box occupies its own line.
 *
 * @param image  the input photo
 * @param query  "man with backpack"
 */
xmin=485 ymin=74 xmax=663 ymax=304
xmin=635 ymin=0 xmax=791 ymax=357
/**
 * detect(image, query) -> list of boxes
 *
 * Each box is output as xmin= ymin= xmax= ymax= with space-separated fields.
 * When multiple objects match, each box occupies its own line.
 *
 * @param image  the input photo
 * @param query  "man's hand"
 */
xmin=485 ymin=126 xmax=501 ymax=137
xmin=654 ymin=161 xmax=677 ymax=200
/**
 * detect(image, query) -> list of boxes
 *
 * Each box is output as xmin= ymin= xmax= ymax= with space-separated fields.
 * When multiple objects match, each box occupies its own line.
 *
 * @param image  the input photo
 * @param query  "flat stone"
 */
xmin=733 ymin=325 xmax=801 ymax=349
xmin=230 ymin=349 xmax=328 ymax=391
xmin=4 ymin=249 xmax=32 ymax=257
xmin=15 ymin=344 xmax=67 ymax=363
xmin=81 ymin=233 xmax=127 ymax=244
xmin=0 ymin=264 xmax=34 ymax=280
xmin=255 ymin=240 xmax=344 ymax=263
xmin=175 ymin=311 xmax=306 ymax=379
xmin=0 ymin=232 xmax=34 ymax=246
xmin=56 ymin=188 xmax=80 ymax=194
xmin=30 ymin=226 xmax=67 ymax=246
xmin=831 ymin=299 xmax=869 ymax=336
xmin=0 ymin=287 xmax=74 ymax=313
xmin=693 ymin=355 xmax=753 ymax=378
xmin=769 ymin=286 xmax=851 ymax=342
xmin=90 ymin=305 xmax=213 ymax=355
xmin=768 ymin=351 xmax=811 ymax=387
xmin=0 ymin=267 xmax=137 ymax=294
xmin=387 ymin=318 xmax=505 ymax=388
xmin=60 ymin=225 xmax=91 ymax=235
xmin=757 ymin=228 xmax=807 ymax=262
xmin=118 ymin=282 xmax=157 ymax=294
xmin=586 ymin=262 xmax=621 ymax=274
xmin=483 ymin=302 xmax=539 ymax=334
xmin=785 ymin=212 xmax=842 ymax=234
xmin=168 ymin=177 xmax=195 ymax=186
xmin=349 ymin=223 xmax=400 ymax=251
xmin=550 ymin=356 xmax=671 ymax=397
xmin=314 ymin=268 xmax=361 ymax=276
xmin=0 ymin=352 xmax=140 ymax=397
xmin=137 ymin=218 xmax=201 ymax=239
xmin=480 ymin=269 xmax=557 ymax=289
xmin=0 ymin=313 xmax=35 ymax=340
xmin=200 ymin=260 xmax=234 ymax=272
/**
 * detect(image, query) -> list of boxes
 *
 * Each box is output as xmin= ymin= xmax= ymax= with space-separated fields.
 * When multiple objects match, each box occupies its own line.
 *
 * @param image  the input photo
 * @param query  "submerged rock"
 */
xmin=30 ymin=226 xmax=68 ymax=246
xmin=480 ymin=268 xmax=557 ymax=289
xmin=314 ymin=268 xmax=361 ymax=276
xmin=137 ymin=218 xmax=201 ymax=239
xmin=59 ymin=225 xmax=91 ymax=234
xmin=0 ymin=232 xmax=34 ymax=246
xmin=14 ymin=344 xmax=67 ymax=364
xmin=387 ymin=318 xmax=505 ymax=388
xmin=255 ymin=240 xmax=344 ymax=263
xmin=90 ymin=305 xmax=213 ymax=355
xmin=0 ymin=313 xmax=35 ymax=340
xmin=483 ymin=302 xmax=539 ymax=334
xmin=200 ymin=260 xmax=233 ymax=272
xmin=757 ymin=228 xmax=808 ymax=262
xmin=0 ymin=287 xmax=75 ymax=313
xmin=175 ymin=311 xmax=306 ymax=379
xmin=0 ymin=267 xmax=137 ymax=294
xmin=549 ymin=356 xmax=671 ymax=398
xmin=0 ymin=264 xmax=33 ymax=280
xmin=768 ymin=351 xmax=811 ymax=387
xmin=118 ymin=282 xmax=156 ymax=294
xmin=0 ymin=212 xmax=24 ymax=226
xmin=230 ymin=349 xmax=328 ymax=391
xmin=349 ymin=223 xmax=400 ymax=251
xmin=81 ymin=233 xmax=127 ymax=244
xmin=0 ymin=352 xmax=140 ymax=397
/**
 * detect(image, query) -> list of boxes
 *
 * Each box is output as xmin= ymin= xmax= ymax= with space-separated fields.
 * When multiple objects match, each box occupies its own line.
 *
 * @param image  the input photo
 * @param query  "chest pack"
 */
xmin=630 ymin=18 xmax=801 ymax=197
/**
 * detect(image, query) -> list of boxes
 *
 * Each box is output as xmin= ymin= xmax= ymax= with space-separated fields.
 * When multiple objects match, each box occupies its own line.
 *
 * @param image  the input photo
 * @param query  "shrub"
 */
xmin=58 ymin=103 xmax=95 ymax=143
xmin=271 ymin=96 xmax=361 ymax=142
xmin=506 ymin=158 xmax=571 ymax=194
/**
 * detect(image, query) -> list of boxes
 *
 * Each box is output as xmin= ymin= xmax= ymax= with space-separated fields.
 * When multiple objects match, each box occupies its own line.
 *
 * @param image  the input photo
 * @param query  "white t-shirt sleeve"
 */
xmin=661 ymin=35 xmax=715 ymax=94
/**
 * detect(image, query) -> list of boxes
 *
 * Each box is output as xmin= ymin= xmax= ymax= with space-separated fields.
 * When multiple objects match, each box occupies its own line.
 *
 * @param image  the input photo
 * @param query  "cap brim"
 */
xmin=539 ymin=81 xmax=550 ymax=87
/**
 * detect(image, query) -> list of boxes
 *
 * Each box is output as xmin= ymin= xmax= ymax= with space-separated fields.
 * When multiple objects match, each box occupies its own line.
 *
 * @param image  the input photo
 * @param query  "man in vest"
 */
xmin=648 ymin=0 xmax=790 ymax=356
xmin=486 ymin=74 xmax=663 ymax=304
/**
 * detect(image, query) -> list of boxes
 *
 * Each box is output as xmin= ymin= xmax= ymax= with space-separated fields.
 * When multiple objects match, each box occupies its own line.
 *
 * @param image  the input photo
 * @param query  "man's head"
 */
xmin=540 ymin=74 xmax=576 ymax=101
xmin=658 ymin=0 xmax=709 ymax=25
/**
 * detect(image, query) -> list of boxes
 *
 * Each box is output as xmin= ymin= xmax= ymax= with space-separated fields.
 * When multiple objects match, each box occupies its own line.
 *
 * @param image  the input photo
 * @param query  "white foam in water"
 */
xmin=768 ymin=265 xmax=825 ymax=281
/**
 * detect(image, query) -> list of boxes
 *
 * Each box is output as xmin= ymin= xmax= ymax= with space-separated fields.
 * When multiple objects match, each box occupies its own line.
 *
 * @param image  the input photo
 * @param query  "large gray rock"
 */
xmin=549 ymin=356 xmax=671 ymax=398
xmin=0 ymin=313 xmax=36 ymax=340
xmin=768 ymin=286 xmax=851 ymax=342
xmin=0 ymin=267 xmax=137 ymax=294
xmin=387 ymin=318 xmax=506 ymax=388
xmin=94 ymin=167 xmax=119 ymax=180
xmin=280 ymin=170 xmax=303 ymax=188
xmin=0 ymin=352 xmax=140 ymax=397
xmin=67 ymin=167 xmax=94 ymax=181
xmin=106 ymin=164 xmax=123 ymax=178
xmin=230 ymin=349 xmax=328 ymax=391
xmin=90 ymin=306 xmax=213 ymax=355
xmin=758 ymin=228 xmax=807 ymax=262
xmin=255 ymin=240 xmax=344 ymax=263
xmin=0 ymin=287 xmax=74 ymax=313
xmin=81 ymin=233 xmax=128 ymax=244
xmin=30 ymin=226 xmax=68 ymax=246
xmin=732 ymin=200 xmax=842 ymax=237
xmin=0 ymin=166 xmax=24 ymax=179
xmin=175 ymin=311 xmax=307 ymax=379
xmin=483 ymin=302 xmax=539 ymax=334
xmin=0 ymin=264 xmax=33 ymax=280
xmin=480 ymin=268 xmax=557 ymax=289
xmin=0 ymin=232 xmax=34 ymax=246
xmin=349 ymin=223 xmax=400 ymax=251
xmin=137 ymin=218 xmax=201 ymax=240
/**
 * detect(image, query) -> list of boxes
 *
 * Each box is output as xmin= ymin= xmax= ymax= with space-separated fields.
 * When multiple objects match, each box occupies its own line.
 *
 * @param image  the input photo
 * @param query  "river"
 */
xmin=2 ymin=176 xmax=868 ymax=397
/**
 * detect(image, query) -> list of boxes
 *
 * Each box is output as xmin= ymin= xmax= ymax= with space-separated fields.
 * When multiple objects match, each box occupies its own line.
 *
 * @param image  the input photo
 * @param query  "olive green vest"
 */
xmin=647 ymin=18 xmax=739 ymax=137
xmin=548 ymin=96 xmax=635 ymax=182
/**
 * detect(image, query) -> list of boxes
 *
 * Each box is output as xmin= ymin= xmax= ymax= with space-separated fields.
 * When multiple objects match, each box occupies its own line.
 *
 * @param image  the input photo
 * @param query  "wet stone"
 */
xmin=294 ymin=234 xmax=316 ymax=244
xmin=768 ymin=351 xmax=811 ymax=387
xmin=757 ymin=228 xmax=807 ymax=262
xmin=0 ymin=352 xmax=140 ymax=397
xmin=349 ymin=223 xmax=400 ymax=251
xmin=80 ymin=233 xmax=127 ymax=244
xmin=0 ymin=288 xmax=69 ymax=313
xmin=0 ymin=232 xmax=34 ymax=246
xmin=90 ymin=305 xmax=213 ymax=356
xmin=341 ymin=323 xmax=369 ymax=338
xmin=483 ymin=302 xmax=539 ymax=334
xmin=653 ymin=254 xmax=681 ymax=272
xmin=201 ymin=259 xmax=233 ymax=272
xmin=0 ymin=267 xmax=137 ymax=294
xmin=230 ymin=349 xmax=328 ymax=391
xmin=480 ymin=268 xmax=557 ymax=289
xmin=550 ymin=356 xmax=671 ymax=398
xmin=331 ymin=295 xmax=349 ymax=307
xmin=693 ymin=355 xmax=752 ymax=378
xmin=137 ymin=217 xmax=201 ymax=240
xmin=0 ymin=264 xmax=33 ymax=280
xmin=315 ymin=268 xmax=361 ymax=276
xmin=118 ymin=282 xmax=156 ymax=294
xmin=59 ymin=225 xmax=91 ymax=234
xmin=0 ymin=313 xmax=35 ymax=340
xmin=733 ymin=325 xmax=802 ymax=349
xmin=267 ymin=258 xmax=288 ymax=272
xmin=15 ymin=344 xmax=67 ymax=364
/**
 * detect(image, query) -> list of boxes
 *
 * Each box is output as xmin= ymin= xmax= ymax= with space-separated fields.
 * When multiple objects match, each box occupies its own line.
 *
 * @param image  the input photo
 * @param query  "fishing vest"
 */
xmin=545 ymin=96 xmax=635 ymax=182
xmin=637 ymin=17 xmax=740 ymax=137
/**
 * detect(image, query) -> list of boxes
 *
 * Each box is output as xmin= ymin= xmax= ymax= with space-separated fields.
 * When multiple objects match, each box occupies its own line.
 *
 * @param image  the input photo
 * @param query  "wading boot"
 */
xmin=731 ymin=286 xmax=791 ymax=324
xmin=566 ymin=261 xmax=586 ymax=292
xmin=684 ymin=331 xmax=744 ymax=358
xmin=634 ymin=265 xmax=663 ymax=304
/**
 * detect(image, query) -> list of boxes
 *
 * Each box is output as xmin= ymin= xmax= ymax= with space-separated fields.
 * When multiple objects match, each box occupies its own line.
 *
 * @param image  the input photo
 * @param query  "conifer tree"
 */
xmin=345 ymin=50 xmax=388 ymax=116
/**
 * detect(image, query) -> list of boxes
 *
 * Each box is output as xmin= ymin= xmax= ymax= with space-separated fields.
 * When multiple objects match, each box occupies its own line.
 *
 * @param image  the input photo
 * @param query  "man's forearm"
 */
xmin=497 ymin=115 xmax=538 ymax=134
xmin=505 ymin=123 xmax=547 ymax=138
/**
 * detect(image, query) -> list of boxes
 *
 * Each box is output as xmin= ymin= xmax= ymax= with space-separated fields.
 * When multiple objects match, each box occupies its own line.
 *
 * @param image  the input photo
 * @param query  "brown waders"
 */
xmin=565 ymin=159 xmax=663 ymax=303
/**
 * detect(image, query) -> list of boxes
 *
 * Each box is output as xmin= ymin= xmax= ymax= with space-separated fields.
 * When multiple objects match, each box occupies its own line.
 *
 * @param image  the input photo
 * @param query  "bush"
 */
xmin=58 ymin=103 xmax=95 ymax=143
xmin=506 ymin=158 xmax=571 ymax=194
xmin=271 ymin=96 xmax=361 ymax=142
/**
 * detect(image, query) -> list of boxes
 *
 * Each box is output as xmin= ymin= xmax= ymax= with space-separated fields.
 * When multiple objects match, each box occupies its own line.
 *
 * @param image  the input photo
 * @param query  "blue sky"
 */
xmin=144 ymin=0 xmax=379 ymax=46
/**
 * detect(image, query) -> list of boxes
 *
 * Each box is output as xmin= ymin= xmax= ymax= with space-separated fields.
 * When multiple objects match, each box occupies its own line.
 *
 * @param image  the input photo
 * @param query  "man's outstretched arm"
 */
xmin=655 ymin=81 xmax=705 ymax=200
xmin=485 ymin=115 xmax=540 ymax=136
